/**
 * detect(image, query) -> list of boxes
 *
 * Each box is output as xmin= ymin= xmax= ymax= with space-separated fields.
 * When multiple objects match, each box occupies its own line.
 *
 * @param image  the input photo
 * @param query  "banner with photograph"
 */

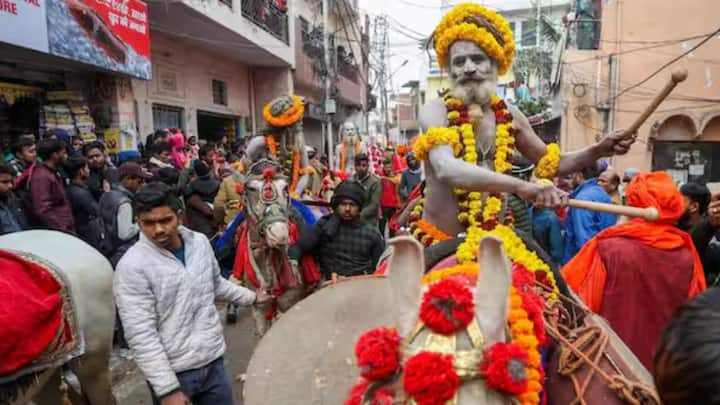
xmin=47 ymin=0 xmax=151 ymax=79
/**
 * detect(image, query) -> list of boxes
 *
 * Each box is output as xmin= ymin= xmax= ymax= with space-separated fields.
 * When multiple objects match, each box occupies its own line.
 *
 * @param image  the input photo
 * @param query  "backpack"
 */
xmin=84 ymin=214 xmax=114 ymax=256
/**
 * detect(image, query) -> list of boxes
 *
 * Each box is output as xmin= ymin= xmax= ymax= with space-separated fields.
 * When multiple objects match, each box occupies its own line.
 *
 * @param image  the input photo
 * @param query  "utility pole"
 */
xmin=322 ymin=0 xmax=335 ymax=170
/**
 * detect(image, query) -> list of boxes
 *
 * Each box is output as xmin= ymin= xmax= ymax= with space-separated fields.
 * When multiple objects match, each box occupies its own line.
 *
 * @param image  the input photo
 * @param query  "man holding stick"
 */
xmin=562 ymin=172 xmax=706 ymax=372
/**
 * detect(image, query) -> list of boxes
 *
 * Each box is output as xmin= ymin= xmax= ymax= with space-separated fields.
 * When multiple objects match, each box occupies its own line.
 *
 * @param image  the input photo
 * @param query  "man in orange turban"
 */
xmin=562 ymin=171 xmax=706 ymax=371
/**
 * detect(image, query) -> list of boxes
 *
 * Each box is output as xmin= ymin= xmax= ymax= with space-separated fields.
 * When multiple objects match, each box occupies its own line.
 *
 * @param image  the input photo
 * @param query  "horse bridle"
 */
xmin=244 ymin=161 xmax=289 ymax=239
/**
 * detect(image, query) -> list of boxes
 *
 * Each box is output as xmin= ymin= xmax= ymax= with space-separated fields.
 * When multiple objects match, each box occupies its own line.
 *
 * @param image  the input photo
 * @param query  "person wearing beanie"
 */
xmin=352 ymin=153 xmax=381 ymax=228
xmin=290 ymin=180 xmax=385 ymax=279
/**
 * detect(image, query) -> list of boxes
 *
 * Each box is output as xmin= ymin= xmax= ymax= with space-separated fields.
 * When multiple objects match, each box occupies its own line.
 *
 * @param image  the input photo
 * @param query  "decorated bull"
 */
xmin=0 ymin=230 xmax=115 ymax=405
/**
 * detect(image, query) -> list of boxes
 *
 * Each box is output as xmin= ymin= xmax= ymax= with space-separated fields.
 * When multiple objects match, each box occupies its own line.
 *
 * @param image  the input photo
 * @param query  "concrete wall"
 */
xmin=561 ymin=0 xmax=720 ymax=177
xmin=133 ymin=32 xmax=257 ymax=139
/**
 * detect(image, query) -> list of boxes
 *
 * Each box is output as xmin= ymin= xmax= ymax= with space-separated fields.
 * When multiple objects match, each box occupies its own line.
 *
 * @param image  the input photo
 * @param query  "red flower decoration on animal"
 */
xmin=354 ymin=327 xmax=402 ymax=381
xmin=480 ymin=342 xmax=529 ymax=395
xmin=344 ymin=379 xmax=394 ymax=405
xmin=403 ymin=351 xmax=460 ymax=405
xmin=262 ymin=167 xmax=276 ymax=180
xmin=419 ymin=278 xmax=474 ymax=335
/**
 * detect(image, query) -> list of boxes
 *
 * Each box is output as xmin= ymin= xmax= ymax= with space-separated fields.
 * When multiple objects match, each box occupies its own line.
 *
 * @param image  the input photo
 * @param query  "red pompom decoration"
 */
xmin=419 ymin=278 xmax=474 ymax=335
xmin=344 ymin=379 xmax=394 ymax=405
xmin=235 ymin=182 xmax=245 ymax=195
xmin=403 ymin=351 xmax=460 ymax=405
xmin=354 ymin=327 xmax=402 ymax=381
xmin=262 ymin=167 xmax=276 ymax=180
xmin=480 ymin=342 xmax=529 ymax=395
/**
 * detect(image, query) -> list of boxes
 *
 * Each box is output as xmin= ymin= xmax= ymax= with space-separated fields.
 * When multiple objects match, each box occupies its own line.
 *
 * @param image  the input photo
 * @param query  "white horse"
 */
xmin=1 ymin=230 xmax=115 ymax=405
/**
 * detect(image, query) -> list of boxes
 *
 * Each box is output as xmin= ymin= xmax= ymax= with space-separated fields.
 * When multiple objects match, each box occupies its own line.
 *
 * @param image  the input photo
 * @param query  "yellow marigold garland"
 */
xmin=265 ymin=135 xmax=278 ymax=156
xmin=433 ymin=3 xmax=516 ymax=75
xmin=412 ymin=127 xmax=462 ymax=161
xmin=534 ymin=143 xmax=560 ymax=179
xmin=435 ymin=23 xmax=510 ymax=74
xmin=263 ymin=95 xmax=305 ymax=127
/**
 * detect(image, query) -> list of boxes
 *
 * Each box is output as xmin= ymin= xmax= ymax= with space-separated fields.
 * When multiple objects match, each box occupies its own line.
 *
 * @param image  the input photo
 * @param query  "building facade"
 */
xmin=133 ymin=0 xmax=294 ymax=144
xmin=294 ymin=0 xmax=368 ymax=155
xmin=561 ymin=0 xmax=720 ymax=187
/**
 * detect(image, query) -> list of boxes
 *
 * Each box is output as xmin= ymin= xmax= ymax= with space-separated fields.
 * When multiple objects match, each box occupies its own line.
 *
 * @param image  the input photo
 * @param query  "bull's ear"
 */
xmin=475 ymin=235 xmax=511 ymax=344
xmin=384 ymin=237 xmax=425 ymax=337
xmin=246 ymin=136 xmax=269 ymax=162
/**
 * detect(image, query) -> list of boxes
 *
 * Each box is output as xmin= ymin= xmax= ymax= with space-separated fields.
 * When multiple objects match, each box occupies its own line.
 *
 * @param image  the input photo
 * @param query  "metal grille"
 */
xmin=152 ymin=104 xmax=183 ymax=131
xmin=241 ymin=0 xmax=289 ymax=44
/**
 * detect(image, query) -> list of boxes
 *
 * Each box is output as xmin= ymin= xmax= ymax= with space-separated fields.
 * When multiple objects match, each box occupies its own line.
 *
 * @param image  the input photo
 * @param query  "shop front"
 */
xmin=0 ymin=0 xmax=150 ymax=154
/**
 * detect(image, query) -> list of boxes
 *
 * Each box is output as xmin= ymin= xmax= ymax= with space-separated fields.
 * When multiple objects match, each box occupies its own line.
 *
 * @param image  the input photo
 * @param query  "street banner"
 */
xmin=47 ymin=0 xmax=151 ymax=79
xmin=0 ymin=0 xmax=49 ymax=53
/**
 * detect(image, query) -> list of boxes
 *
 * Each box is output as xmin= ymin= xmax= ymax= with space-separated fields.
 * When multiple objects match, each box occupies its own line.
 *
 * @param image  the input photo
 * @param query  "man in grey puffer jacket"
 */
xmin=114 ymin=182 xmax=268 ymax=405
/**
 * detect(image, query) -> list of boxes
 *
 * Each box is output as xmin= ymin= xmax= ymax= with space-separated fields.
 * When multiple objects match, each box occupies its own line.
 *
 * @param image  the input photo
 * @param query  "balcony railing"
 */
xmin=242 ymin=0 xmax=289 ymax=44
xmin=337 ymin=59 xmax=359 ymax=84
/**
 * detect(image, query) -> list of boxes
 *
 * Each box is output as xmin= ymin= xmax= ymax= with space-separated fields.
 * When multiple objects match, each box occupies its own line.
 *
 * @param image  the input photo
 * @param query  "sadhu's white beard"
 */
xmin=449 ymin=79 xmax=497 ymax=117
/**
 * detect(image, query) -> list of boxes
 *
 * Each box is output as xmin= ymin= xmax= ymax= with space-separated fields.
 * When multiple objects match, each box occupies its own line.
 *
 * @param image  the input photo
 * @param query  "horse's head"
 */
xmin=242 ymin=160 xmax=290 ymax=248
xmin=356 ymin=236 xmax=514 ymax=404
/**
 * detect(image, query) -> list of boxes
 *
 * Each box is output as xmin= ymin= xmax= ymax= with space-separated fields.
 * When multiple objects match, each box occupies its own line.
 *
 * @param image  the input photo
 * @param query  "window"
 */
xmin=152 ymin=104 xmax=183 ymax=131
xmin=212 ymin=80 xmax=228 ymax=106
xmin=509 ymin=21 xmax=516 ymax=38
xmin=521 ymin=20 xmax=537 ymax=47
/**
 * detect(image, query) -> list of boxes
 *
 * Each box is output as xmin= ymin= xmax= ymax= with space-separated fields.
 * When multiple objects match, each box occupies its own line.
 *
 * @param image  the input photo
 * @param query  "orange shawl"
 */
xmin=561 ymin=172 xmax=706 ymax=312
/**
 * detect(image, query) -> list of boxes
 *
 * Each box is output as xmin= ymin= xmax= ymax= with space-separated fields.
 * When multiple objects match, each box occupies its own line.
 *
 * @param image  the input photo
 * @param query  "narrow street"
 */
xmin=112 ymin=307 xmax=259 ymax=405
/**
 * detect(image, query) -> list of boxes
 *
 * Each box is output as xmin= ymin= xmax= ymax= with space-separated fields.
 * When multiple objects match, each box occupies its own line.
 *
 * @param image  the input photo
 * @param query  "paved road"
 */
xmin=113 ymin=307 xmax=259 ymax=405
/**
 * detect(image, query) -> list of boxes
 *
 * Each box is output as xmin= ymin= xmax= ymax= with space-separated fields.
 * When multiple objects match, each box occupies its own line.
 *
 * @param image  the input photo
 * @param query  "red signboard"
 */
xmin=72 ymin=0 xmax=149 ymax=58
xmin=47 ymin=0 xmax=151 ymax=79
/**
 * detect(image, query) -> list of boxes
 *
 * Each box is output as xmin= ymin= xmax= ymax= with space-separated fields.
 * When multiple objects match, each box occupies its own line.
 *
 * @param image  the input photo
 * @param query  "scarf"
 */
xmin=562 ymin=172 xmax=706 ymax=312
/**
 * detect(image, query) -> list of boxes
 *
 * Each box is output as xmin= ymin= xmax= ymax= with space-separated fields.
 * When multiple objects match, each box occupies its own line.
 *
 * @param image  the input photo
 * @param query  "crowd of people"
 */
xmin=4 ymin=127 xmax=720 ymax=404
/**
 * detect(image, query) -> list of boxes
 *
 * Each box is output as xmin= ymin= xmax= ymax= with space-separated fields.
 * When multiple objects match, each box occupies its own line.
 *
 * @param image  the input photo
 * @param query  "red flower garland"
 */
xmin=344 ymin=379 xmax=394 ymax=405
xmin=354 ymin=327 xmax=402 ymax=381
xmin=403 ymin=351 xmax=460 ymax=405
xmin=480 ymin=342 xmax=529 ymax=395
xmin=419 ymin=278 xmax=475 ymax=335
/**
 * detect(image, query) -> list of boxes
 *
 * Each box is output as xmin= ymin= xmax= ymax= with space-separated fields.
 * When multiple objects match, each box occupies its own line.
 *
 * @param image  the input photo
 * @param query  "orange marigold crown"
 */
xmin=433 ymin=3 xmax=516 ymax=75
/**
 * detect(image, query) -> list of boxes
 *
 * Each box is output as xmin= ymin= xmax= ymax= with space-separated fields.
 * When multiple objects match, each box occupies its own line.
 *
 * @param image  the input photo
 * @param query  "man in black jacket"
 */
xmin=290 ymin=181 xmax=385 ymax=279
xmin=0 ymin=163 xmax=28 ymax=235
xmin=83 ymin=141 xmax=119 ymax=200
xmin=65 ymin=156 xmax=103 ymax=248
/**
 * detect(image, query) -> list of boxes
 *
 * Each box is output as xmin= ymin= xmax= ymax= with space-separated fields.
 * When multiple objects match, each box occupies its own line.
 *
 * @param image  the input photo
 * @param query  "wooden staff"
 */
xmin=622 ymin=67 xmax=688 ymax=137
xmin=569 ymin=199 xmax=659 ymax=221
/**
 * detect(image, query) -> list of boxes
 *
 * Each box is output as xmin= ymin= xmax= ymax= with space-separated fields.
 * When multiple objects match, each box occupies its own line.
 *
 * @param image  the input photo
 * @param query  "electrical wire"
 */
xmin=612 ymin=26 xmax=720 ymax=101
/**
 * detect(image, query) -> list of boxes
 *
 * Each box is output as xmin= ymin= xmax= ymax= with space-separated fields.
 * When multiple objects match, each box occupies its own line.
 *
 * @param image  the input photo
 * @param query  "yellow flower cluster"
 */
xmin=490 ymin=95 xmax=515 ymax=174
xmin=456 ymin=223 xmax=560 ymax=301
xmin=412 ymin=127 xmax=462 ymax=161
xmin=534 ymin=143 xmax=561 ymax=179
xmin=508 ymin=287 xmax=543 ymax=404
xmin=262 ymin=95 xmax=304 ymax=127
xmin=482 ymin=196 xmax=503 ymax=222
xmin=433 ymin=3 xmax=515 ymax=75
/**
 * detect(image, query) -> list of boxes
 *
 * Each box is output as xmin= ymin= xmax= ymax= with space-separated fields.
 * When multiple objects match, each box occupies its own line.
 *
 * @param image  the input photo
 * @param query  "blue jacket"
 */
xmin=532 ymin=208 xmax=563 ymax=266
xmin=562 ymin=179 xmax=616 ymax=264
